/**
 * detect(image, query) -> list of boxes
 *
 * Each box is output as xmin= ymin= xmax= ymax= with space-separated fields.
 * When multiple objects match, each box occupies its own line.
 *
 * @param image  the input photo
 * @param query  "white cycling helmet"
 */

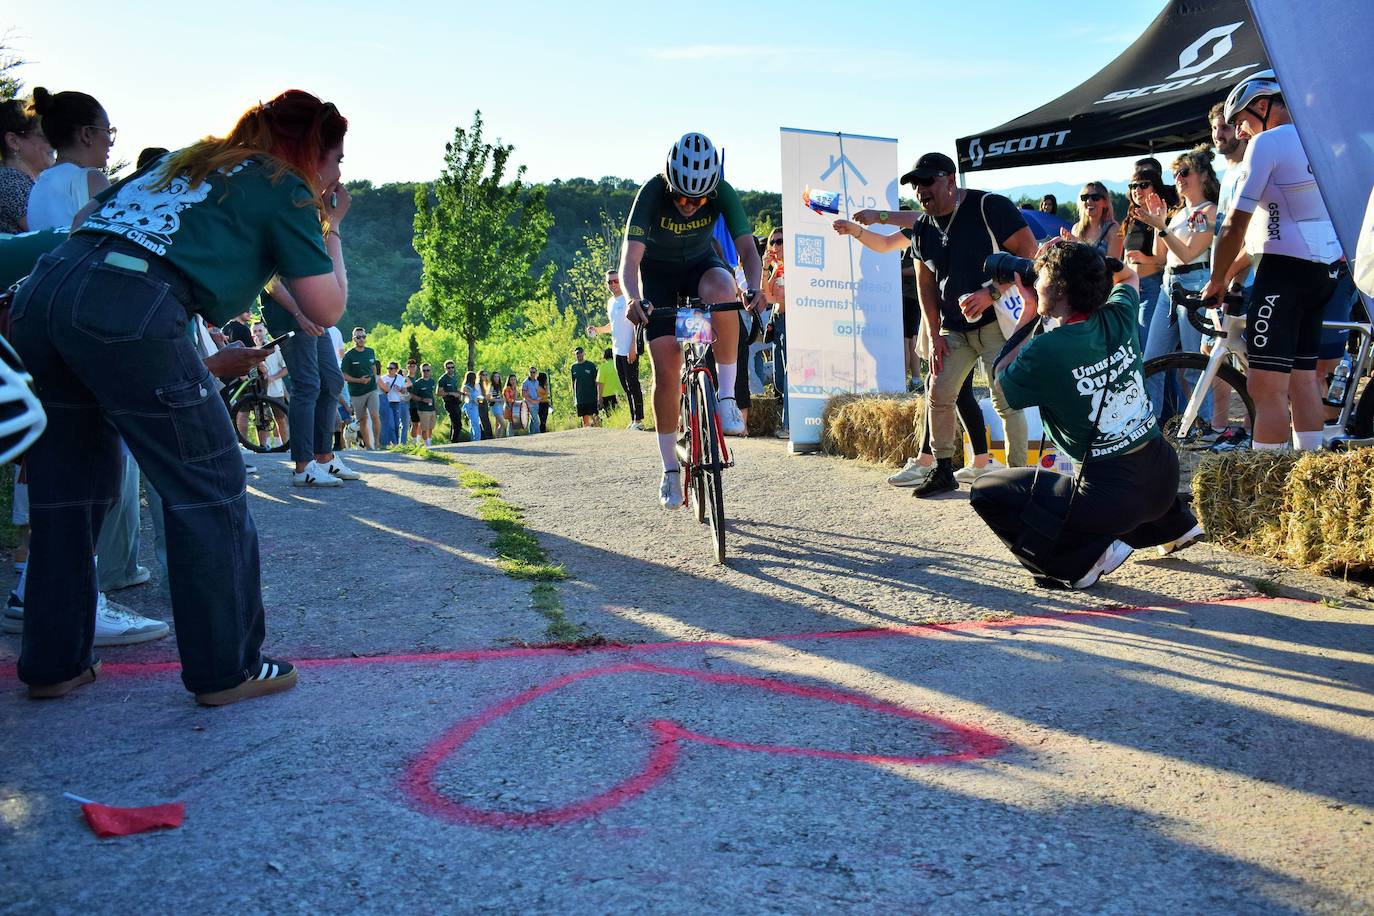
xmin=0 ymin=328 xmax=47 ymax=466
xmin=665 ymin=132 xmax=722 ymax=198
xmin=1223 ymin=69 xmax=1282 ymax=125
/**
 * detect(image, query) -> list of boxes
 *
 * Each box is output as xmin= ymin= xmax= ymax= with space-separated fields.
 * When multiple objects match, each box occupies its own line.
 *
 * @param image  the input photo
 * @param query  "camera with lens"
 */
xmin=985 ymin=252 xmax=1037 ymax=286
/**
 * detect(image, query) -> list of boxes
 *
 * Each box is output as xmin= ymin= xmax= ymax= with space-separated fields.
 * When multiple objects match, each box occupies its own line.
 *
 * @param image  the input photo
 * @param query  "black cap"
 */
xmin=900 ymin=152 xmax=957 ymax=185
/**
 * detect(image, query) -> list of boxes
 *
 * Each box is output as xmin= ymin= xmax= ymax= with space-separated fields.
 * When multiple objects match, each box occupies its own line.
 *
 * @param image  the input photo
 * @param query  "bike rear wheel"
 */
xmin=696 ymin=371 xmax=726 ymax=564
xmin=232 ymin=394 xmax=290 ymax=453
xmin=1143 ymin=353 xmax=1253 ymax=490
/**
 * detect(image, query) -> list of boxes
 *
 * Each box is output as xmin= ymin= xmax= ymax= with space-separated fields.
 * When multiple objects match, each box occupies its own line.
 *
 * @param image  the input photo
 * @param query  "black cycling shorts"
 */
xmin=902 ymin=296 xmax=921 ymax=339
xmin=640 ymin=254 xmax=732 ymax=342
xmin=1245 ymin=253 xmax=1338 ymax=374
xmin=576 ymin=400 xmax=598 ymax=417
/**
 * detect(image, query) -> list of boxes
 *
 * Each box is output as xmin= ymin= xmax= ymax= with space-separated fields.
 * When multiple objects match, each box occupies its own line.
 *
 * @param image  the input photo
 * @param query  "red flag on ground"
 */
xmin=80 ymin=802 xmax=185 ymax=838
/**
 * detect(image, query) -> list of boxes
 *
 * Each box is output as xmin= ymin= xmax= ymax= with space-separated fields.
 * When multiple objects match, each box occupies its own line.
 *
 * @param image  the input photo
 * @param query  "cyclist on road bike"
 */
xmin=620 ymin=132 xmax=765 ymax=509
xmin=1203 ymin=70 xmax=1342 ymax=453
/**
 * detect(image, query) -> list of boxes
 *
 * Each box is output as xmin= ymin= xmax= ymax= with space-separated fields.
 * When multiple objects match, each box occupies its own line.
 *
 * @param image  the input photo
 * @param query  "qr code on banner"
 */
xmin=794 ymin=234 xmax=825 ymax=270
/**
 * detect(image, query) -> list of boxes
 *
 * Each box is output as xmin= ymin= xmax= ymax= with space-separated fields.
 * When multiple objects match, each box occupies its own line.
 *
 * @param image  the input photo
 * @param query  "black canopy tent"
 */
xmin=955 ymin=0 xmax=1269 ymax=173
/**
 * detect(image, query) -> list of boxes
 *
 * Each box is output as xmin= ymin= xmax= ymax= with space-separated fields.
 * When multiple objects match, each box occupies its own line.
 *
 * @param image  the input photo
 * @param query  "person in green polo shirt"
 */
xmin=570 ymin=346 xmax=600 ymax=428
xmin=412 ymin=362 xmax=438 ymax=446
xmin=437 ymin=360 xmax=463 ymax=440
xmin=340 ymin=327 xmax=379 ymax=449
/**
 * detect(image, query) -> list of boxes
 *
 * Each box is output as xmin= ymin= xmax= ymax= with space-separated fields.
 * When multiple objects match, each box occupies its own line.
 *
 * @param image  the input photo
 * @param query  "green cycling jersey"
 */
xmin=624 ymin=174 xmax=750 ymax=263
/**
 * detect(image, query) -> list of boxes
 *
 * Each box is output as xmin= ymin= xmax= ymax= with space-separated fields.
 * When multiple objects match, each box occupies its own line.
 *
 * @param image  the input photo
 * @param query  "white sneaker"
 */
xmin=717 ymin=398 xmax=746 ymax=436
xmin=953 ymin=459 xmax=1004 ymax=484
xmin=1157 ymin=523 xmax=1205 ymax=557
xmin=324 ymin=457 xmax=361 ymax=481
xmin=887 ymin=459 xmax=934 ymax=487
xmin=94 ymin=593 xmax=169 ymax=646
xmin=292 ymin=461 xmax=343 ymax=487
xmin=659 ymin=469 xmax=683 ymax=509
xmin=1072 ymin=540 xmax=1134 ymax=589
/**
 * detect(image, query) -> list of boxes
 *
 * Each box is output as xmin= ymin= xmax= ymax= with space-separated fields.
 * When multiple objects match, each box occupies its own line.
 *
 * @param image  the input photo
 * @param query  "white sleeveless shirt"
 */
xmin=26 ymin=162 xmax=97 ymax=231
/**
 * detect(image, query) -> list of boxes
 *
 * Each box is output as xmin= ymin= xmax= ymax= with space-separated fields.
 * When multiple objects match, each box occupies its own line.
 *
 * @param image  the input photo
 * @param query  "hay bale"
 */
xmin=1282 ymin=448 xmax=1374 ymax=575
xmin=1191 ymin=451 xmax=1298 ymax=553
xmin=820 ymin=394 xmax=924 ymax=467
xmin=747 ymin=395 xmax=780 ymax=437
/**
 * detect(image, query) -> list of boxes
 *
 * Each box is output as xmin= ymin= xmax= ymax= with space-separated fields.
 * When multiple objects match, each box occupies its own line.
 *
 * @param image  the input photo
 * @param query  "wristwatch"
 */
xmin=878 ymin=211 xmax=889 ymax=224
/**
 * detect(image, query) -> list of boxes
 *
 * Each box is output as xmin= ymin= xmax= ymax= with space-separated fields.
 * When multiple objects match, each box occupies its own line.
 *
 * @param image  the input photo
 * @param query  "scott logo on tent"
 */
xmin=1096 ymin=22 xmax=1260 ymax=104
xmin=967 ymin=131 xmax=1071 ymax=169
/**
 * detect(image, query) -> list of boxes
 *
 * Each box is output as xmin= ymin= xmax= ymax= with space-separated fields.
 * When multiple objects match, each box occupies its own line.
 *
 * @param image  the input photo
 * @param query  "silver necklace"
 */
xmin=933 ymin=189 xmax=965 ymax=246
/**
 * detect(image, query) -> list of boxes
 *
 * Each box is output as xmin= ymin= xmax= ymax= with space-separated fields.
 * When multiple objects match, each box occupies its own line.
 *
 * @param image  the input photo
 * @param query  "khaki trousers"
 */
xmin=929 ymin=321 xmax=1027 ymax=467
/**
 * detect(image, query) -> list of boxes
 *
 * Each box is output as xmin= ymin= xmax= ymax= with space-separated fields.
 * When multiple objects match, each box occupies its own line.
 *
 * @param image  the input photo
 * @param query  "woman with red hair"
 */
xmin=10 ymin=90 xmax=350 ymax=705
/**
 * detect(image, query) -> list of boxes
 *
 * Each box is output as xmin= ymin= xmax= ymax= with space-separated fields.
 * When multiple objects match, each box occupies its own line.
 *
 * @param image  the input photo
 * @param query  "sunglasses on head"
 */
xmin=1080 ymin=193 xmax=1105 ymax=202
xmin=1128 ymin=180 xmax=1154 ymax=191
xmin=1174 ymin=167 xmax=1192 ymax=179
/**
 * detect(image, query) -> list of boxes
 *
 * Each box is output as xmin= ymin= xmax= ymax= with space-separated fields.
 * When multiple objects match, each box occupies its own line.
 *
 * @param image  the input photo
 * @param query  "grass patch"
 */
xmin=1249 ymin=576 xmax=1283 ymax=598
xmin=391 ymin=443 xmax=579 ymax=639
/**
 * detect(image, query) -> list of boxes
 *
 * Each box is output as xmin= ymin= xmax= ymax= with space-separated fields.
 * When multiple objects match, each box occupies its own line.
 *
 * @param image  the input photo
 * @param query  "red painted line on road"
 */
xmin=0 ymin=594 xmax=1286 ymax=683
xmin=400 ymin=662 xmax=1010 ymax=829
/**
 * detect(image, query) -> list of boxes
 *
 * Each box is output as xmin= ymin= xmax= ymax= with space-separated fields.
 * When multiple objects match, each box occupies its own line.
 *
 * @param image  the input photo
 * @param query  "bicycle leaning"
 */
xmin=1144 ymin=283 xmax=1374 ymax=482
xmin=643 ymin=296 xmax=742 ymax=564
xmin=227 ymin=368 xmax=290 ymax=454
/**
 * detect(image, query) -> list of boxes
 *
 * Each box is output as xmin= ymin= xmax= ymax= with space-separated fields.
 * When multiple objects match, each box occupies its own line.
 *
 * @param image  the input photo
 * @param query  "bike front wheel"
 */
xmin=695 ymin=371 xmax=726 ymax=564
xmin=232 ymin=394 xmax=291 ymax=454
xmin=1143 ymin=353 xmax=1253 ymax=489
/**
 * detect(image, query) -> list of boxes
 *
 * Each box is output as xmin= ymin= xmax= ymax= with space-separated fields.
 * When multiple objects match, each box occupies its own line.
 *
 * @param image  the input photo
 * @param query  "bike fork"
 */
xmin=1174 ymin=347 xmax=1229 ymax=439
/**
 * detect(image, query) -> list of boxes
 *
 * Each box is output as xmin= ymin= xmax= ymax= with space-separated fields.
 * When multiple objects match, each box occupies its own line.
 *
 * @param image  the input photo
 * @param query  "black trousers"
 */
xmin=442 ymin=396 xmax=465 ymax=436
xmin=615 ymin=354 xmax=644 ymax=422
xmin=969 ymin=435 xmax=1197 ymax=583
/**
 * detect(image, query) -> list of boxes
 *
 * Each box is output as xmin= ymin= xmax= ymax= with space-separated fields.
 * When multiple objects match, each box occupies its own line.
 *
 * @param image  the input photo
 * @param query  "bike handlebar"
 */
xmin=1171 ymin=284 xmax=1245 ymax=338
xmin=643 ymin=300 xmax=746 ymax=315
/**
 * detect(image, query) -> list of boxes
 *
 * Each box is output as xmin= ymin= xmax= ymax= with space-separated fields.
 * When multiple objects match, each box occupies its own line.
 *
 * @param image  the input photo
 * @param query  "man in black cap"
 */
xmin=850 ymin=152 xmax=1037 ymax=495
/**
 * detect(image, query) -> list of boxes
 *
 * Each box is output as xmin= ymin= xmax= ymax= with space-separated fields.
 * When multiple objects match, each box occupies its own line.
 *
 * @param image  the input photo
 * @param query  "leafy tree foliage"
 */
xmin=412 ymin=110 xmax=552 ymax=370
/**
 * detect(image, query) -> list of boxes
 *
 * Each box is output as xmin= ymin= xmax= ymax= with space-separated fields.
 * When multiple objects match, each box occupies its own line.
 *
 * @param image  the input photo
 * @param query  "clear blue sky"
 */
xmin=9 ymin=0 xmax=1172 ymax=193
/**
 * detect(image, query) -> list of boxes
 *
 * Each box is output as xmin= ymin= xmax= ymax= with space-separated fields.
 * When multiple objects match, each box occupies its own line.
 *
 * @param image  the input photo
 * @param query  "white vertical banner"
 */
xmin=779 ymin=128 xmax=904 ymax=452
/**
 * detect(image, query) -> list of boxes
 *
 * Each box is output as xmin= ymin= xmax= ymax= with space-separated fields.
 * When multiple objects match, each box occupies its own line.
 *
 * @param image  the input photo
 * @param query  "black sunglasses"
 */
xmin=1080 ymin=193 xmax=1105 ymax=202
xmin=911 ymin=173 xmax=946 ymax=188
xmin=769 ymin=238 xmax=783 ymax=246
xmin=1174 ymin=167 xmax=1192 ymax=179
xmin=1128 ymin=181 xmax=1154 ymax=191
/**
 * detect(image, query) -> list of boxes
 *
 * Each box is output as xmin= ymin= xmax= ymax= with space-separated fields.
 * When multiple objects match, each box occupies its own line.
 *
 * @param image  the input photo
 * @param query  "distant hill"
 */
xmin=991 ymin=180 xmax=1129 ymax=202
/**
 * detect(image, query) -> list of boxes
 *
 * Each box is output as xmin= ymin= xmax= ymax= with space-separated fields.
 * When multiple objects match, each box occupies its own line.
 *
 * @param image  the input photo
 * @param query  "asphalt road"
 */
xmin=2 ymin=431 xmax=1371 ymax=914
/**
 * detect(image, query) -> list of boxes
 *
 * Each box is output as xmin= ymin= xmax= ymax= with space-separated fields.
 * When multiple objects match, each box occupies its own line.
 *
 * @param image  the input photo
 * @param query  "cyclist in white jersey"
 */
xmin=1203 ymin=70 xmax=1341 ymax=452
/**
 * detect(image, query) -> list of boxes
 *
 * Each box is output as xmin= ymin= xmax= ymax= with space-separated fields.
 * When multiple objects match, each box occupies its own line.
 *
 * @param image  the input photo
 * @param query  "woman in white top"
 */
xmin=1136 ymin=146 xmax=1219 ymax=422
xmin=378 ymin=361 xmax=410 ymax=446
xmin=251 ymin=322 xmax=291 ymax=449
xmin=25 ymin=88 xmax=112 ymax=231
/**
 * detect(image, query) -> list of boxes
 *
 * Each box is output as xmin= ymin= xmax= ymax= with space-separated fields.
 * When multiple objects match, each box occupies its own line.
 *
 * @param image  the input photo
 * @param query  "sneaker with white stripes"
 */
xmin=195 ymin=657 xmax=298 ymax=707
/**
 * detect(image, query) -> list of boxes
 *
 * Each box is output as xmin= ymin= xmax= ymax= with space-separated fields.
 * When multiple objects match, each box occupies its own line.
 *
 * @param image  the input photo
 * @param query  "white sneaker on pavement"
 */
xmin=1156 ymin=523 xmax=1205 ymax=557
xmin=718 ymin=398 xmax=746 ymax=436
xmin=324 ymin=456 xmax=361 ymax=481
xmin=292 ymin=461 xmax=343 ymax=488
xmin=94 ymin=593 xmax=169 ymax=646
xmin=659 ymin=469 xmax=683 ymax=509
xmin=887 ymin=459 xmax=934 ymax=487
xmin=953 ymin=459 xmax=1004 ymax=484
xmin=1072 ymin=540 xmax=1134 ymax=589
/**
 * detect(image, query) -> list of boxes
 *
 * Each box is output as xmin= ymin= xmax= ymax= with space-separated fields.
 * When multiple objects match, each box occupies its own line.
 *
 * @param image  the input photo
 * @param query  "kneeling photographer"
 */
xmin=969 ymin=241 xmax=1204 ymax=588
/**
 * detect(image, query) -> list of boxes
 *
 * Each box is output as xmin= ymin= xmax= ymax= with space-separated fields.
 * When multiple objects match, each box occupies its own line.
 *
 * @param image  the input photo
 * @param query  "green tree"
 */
xmin=558 ymin=212 xmax=621 ymax=331
xmin=412 ymin=110 xmax=553 ymax=371
xmin=406 ymin=330 xmax=423 ymax=368
xmin=0 ymin=35 xmax=23 ymax=101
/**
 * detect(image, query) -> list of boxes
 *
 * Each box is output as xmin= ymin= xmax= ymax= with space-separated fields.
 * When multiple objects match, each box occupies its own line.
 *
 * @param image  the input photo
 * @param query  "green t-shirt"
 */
xmin=437 ymin=371 xmax=460 ymax=395
xmin=570 ymin=360 xmax=599 ymax=404
xmin=76 ymin=155 xmax=333 ymax=326
xmin=340 ymin=346 xmax=378 ymax=396
xmin=625 ymin=174 xmax=750 ymax=264
xmin=597 ymin=358 xmax=625 ymax=398
xmin=999 ymin=284 xmax=1158 ymax=463
xmin=411 ymin=376 xmax=437 ymax=411
xmin=0 ymin=229 xmax=68 ymax=289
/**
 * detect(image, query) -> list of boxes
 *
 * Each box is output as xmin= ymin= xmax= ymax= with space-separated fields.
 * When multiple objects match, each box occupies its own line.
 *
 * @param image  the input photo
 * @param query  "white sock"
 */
xmin=1292 ymin=430 xmax=1324 ymax=451
xmin=717 ymin=363 xmax=737 ymax=401
xmin=658 ymin=432 xmax=678 ymax=470
xmin=1253 ymin=440 xmax=1289 ymax=451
